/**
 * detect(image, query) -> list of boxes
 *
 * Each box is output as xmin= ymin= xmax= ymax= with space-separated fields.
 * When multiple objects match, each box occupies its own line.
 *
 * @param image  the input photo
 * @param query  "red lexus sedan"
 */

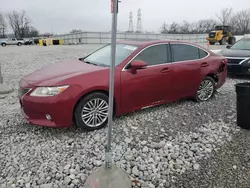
xmin=18 ymin=40 xmax=227 ymax=131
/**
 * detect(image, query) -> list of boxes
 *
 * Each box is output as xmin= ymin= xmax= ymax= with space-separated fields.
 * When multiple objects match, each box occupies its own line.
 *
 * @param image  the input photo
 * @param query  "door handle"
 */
xmin=161 ymin=67 xmax=170 ymax=73
xmin=200 ymin=62 xmax=209 ymax=67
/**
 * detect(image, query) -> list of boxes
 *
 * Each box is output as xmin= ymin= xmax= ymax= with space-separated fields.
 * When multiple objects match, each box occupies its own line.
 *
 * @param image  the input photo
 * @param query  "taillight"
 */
xmin=218 ymin=59 xmax=227 ymax=72
xmin=222 ymin=58 xmax=228 ymax=64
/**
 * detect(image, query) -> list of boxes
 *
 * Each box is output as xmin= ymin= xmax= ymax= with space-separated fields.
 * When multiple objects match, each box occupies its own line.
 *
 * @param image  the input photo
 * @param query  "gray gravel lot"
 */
xmin=0 ymin=44 xmax=250 ymax=188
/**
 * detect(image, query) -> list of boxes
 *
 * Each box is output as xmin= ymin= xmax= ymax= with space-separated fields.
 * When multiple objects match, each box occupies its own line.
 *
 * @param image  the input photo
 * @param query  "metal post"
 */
xmin=85 ymin=1 xmax=131 ymax=186
xmin=105 ymin=0 xmax=118 ymax=171
xmin=0 ymin=62 xmax=3 ymax=84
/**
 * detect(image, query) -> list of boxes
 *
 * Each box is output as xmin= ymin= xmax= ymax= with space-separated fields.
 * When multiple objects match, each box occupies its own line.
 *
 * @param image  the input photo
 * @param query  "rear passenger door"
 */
xmin=170 ymin=43 xmax=209 ymax=99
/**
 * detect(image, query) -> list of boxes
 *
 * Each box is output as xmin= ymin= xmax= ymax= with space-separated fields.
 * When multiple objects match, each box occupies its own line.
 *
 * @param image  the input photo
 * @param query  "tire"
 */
xmin=1 ymin=43 xmax=6 ymax=47
xmin=209 ymin=41 xmax=215 ymax=45
xmin=17 ymin=42 xmax=22 ymax=46
xmin=195 ymin=76 xmax=216 ymax=102
xmin=228 ymin=37 xmax=236 ymax=45
xmin=74 ymin=92 xmax=109 ymax=131
xmin=219 ymin=37 xmax=226 ymax=45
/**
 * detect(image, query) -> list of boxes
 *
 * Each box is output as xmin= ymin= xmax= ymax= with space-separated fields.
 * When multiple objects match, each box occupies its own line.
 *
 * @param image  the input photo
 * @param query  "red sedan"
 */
xmin=18 ymin=40 xmax=227 ymax=131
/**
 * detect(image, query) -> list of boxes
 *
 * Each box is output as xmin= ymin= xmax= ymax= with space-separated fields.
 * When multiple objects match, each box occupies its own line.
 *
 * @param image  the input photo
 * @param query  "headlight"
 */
xmin=242 ymin=58 xmax=250 ymax=64
xmin=30 ymin=85 xmax=69 ymax=97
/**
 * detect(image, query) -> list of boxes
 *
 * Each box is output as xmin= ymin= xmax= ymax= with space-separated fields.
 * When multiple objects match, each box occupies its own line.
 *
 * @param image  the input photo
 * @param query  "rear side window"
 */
xmin=171 ymin=44 xmax=203 ymax=62
xmin=199 ymin=49 xmax=208 ymax=58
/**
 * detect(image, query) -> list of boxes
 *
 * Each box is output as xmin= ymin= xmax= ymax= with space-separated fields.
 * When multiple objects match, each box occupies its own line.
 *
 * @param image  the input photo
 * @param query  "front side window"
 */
xmin=171 ymin=44 xmax=201 ymax=62
xmin=133 ymin=44 xmax=169 ymax=66
xmin=231 ymin=39 xmax=250 ymax=50
xmin=83 ymin=43 xmax=138 ymax=67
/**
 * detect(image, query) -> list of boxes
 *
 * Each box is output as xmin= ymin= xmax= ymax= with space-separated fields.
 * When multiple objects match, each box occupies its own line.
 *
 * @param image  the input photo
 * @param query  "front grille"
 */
xmin=226 ymin=58 xmax=245 ymax=64
xmin=19 ymin=87 xmax=30 ymax=97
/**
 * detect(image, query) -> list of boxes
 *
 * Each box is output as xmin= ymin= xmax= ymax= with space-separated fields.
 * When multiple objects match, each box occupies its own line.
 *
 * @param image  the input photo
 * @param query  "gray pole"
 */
xmin=0 ymin=62 xmax=3 ymax=84
xmin=105 ymin=0 xmax=118 ymax=170
xmin=85 ymin=1 xmax=131 ymax=186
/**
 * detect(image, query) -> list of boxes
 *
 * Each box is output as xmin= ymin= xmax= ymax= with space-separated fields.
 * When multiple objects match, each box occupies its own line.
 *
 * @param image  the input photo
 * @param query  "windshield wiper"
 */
xmin=84 ymin=61 xmax=99 ymax=66
xmin=98 ymin=64 xmax=110 ymax=67
xmin=79 ymin=58 xmax=109 ymax=67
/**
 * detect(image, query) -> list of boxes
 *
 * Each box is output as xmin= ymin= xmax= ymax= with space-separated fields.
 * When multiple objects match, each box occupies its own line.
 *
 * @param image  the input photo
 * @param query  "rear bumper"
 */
xmin=216 ymin=67 xmax=227 ymax=89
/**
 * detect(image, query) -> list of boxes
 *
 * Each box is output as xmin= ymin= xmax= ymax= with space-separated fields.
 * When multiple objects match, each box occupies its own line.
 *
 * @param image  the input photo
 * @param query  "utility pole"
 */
xmin=85 ymin=1 xmax=131 ymax=187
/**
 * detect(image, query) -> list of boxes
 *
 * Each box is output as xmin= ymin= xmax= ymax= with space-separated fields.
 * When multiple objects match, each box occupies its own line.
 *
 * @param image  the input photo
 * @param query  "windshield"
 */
xmin=231 ymin=39 xmax=250 ymax=50
xmin=82 ymin=43 xmax=139 ymax=66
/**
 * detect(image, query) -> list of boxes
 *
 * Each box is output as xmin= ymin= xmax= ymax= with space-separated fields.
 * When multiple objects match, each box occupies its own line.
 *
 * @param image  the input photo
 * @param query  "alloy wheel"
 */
xmin=197 ymin=80 xmax=214 ymax=101
xmin=81 ymin=98 xmax=109 ymax=127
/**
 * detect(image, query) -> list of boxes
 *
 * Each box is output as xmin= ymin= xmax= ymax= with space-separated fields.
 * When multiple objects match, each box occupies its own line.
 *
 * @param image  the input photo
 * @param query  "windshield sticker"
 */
xmin=124 ymin=45 xmax=137 ymax=51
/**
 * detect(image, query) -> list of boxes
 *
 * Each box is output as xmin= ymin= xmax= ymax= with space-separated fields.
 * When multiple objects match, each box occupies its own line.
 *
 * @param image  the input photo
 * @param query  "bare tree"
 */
xmin=70 ymin=29 xmax=83 ymax=34
xmin=216 ymin=8 xmax=233 ymax=25
xmin=160 ymin=22 xmax=168 ymax=34
xmin=7 ymin=10 xmax=31 ymax=38
xmin=196 ymin=19 xmax=217 ymax=33
xmin=232 ymin=9 xmax=250 ymax=34
xmin=0 ymin=12 xmax=7 ymax=38
xmin=179 ymin=20 xmax=191 ymax=33
xmin=168 ymin=22 xmax=180 ymax=34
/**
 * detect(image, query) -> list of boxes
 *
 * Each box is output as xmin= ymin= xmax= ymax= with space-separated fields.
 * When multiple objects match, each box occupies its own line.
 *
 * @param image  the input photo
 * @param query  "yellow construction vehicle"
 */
xmin=206 ymin=25 xmax=236 ymax=45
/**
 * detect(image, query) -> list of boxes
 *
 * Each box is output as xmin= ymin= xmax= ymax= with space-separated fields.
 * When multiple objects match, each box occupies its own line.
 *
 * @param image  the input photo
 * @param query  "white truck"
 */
xmin=1 ymin=38 xmax=25 ymax=47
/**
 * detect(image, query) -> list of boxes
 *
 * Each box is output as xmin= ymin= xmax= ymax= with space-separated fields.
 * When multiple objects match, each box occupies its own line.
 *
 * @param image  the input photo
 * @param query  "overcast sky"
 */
xmin=0 ymin=0 xmax=249 ymax=34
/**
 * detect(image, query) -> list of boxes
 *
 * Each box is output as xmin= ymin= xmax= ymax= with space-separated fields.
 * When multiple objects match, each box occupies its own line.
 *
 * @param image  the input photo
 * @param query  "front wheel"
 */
xmin=209 ymin=41 xmax=215 ymax=45
xmin=17 ymin=42 xmax=22 ymax=46
xmin=74 ymin=92 xmax=109 ymax=131
xmin=228 ymin=37 xmax=236 ymax=45
xmin=195 ymin=77 xmax=216 ymax=102
xmin=219 ymin=37 xmax=226 ymax=45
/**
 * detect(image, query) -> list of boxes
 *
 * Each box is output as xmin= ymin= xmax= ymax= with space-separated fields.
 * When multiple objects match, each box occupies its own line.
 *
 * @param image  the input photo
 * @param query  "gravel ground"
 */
xmin=0 ymin=44 xmax=249 ymax=188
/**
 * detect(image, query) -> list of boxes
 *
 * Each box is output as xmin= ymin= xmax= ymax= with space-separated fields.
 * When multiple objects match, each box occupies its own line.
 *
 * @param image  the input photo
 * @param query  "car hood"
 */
xmin=220 ymin=49 xmax=250 ymax=58
xmin=23 ymin=59 xmax=107 ymax=86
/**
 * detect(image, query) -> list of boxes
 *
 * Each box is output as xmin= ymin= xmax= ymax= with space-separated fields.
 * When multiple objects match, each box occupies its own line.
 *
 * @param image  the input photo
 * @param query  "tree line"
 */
xmin=0 ymin=10 xmax=39 ymax=38
xmin=160 ymin=8 xmax=250 ymax=35
xmin=1 ymin=8 xmax=250 ymax=38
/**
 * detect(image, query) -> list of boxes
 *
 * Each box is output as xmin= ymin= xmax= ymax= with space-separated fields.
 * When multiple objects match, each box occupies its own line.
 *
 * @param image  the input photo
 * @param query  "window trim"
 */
xmin=122 ymin=42 xmax=210 ymax=71
xmin=169 ymin=42 xmax=210 ymax=63
xmin=122 ymin=43 xmax=171 ymax=71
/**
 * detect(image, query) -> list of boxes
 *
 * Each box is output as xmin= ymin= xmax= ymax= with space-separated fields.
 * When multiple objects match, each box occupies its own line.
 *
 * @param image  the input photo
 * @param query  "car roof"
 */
xmin=117 ymin=39 xmax=189 ymax=47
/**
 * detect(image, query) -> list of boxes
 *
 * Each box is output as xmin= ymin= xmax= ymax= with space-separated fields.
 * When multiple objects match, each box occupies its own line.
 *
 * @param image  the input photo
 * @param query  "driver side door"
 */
xmin=120 ymin=43 xmax=173 ymax=114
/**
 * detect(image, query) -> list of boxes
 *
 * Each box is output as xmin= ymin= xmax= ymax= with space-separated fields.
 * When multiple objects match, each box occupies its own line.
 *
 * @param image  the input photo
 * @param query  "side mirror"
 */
xmin=130 ymin=60 xmax=147 ymax=74
xmin=226 ymin=45 xmax=232 ymax=49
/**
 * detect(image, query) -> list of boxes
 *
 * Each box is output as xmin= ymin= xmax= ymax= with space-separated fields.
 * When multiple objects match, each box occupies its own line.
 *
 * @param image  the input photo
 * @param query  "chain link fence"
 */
xmin=53 ymin=32 xmax=210 ymax=45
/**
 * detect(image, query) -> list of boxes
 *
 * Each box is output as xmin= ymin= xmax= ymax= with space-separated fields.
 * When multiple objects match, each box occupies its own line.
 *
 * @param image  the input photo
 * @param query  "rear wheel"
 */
xmin=1 ymin=43 xmax=6 ymax=47
xmin=74 ymin=92 xmax=109 ymax=131
xmin=195 ymin=77 xmax=216 ymax=102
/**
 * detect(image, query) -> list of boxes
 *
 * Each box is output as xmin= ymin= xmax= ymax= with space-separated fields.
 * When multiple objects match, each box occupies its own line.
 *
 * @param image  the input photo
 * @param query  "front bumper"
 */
xmin=206 ymin=37 xmax=217 ymax=42
xmin=227 ymin=64 xmax=250 ymax=75
xmin=18 ymin=81 xmax=79 ymax=128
